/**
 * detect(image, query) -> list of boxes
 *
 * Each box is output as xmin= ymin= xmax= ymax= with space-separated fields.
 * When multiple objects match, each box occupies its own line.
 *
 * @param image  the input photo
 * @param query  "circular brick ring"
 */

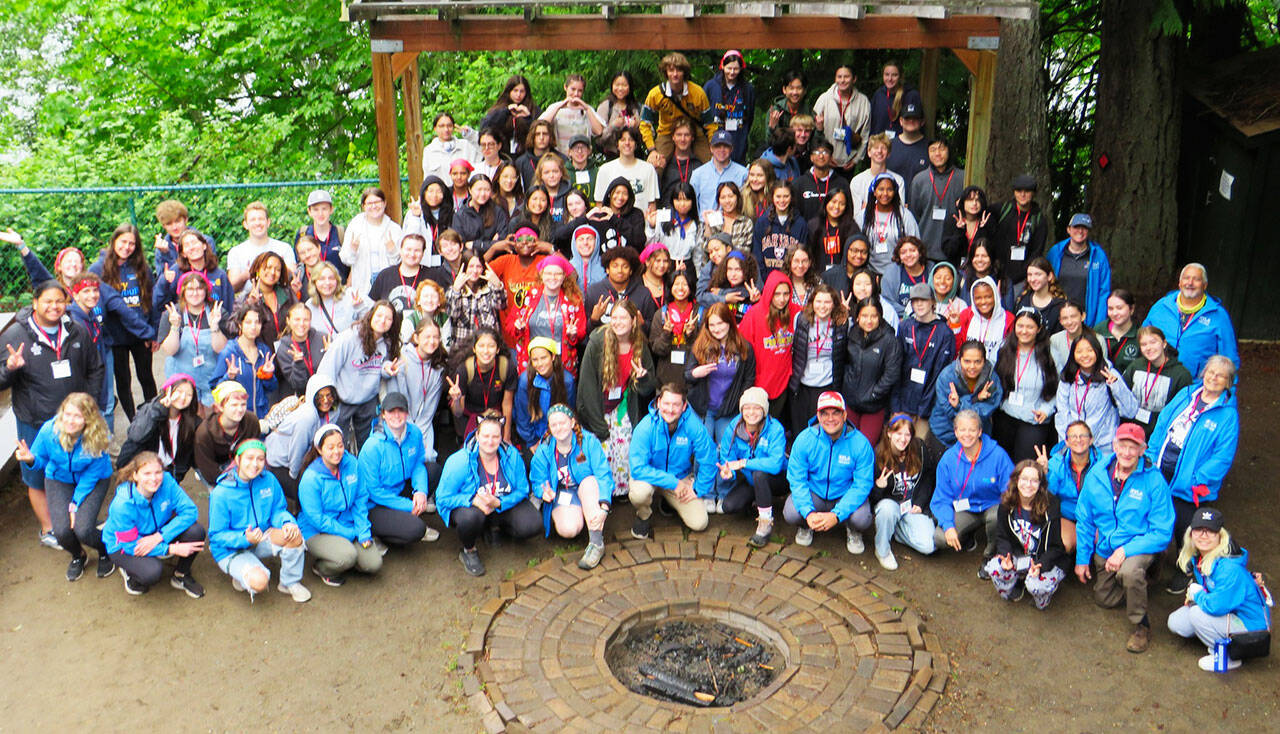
xmin=460 ymin=529 xmax=949 ymax=733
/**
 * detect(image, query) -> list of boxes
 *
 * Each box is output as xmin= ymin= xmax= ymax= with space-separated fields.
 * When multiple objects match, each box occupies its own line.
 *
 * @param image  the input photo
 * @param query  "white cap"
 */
xmin=307 ymin=189 xmax=333 ymax=207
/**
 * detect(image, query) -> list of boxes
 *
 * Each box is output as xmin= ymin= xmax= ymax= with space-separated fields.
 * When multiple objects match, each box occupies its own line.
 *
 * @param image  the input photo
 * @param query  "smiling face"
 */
xmin=1065 ymin=423 xmax=1092 ymax=454
xmin=497 ymin=166 xmax=519 ymax=195
xmin=1106 ymin=295 xmax=1132 ymax=326
xmin=789 ymin=249 xmax=810 ymax=279
xmin=112 ymin=230 xmax=137 ymax=260
xmin=474 ymin=333 xmax=498 ymax=365
xmin=319 ymin=431 xmax=345 ymax=467
xmin=369 ymin=304 xmax=394 ymax=336
xmin=540 ymin=264 xmax=565 ymax=292
xmin=611 ymin=75 xmax=630 ymax=100
xmin=529 ymin=346 xmax=554 ymax=376
xmin=401 ymin=237 xmax=424 ymax=268
xmin=671 ymin=275 xmax=691 ymax=301
xmin=295 ymin=238 xmax=320 ymax=267
xmin=382 ymin=407 xmax=408 ymax=432
xmin=1073 ymin=339 xmax=1098 ymax=371
xmin=1179 ymin=265 xmax=1206 ymax=302
xmin=235 ymin=447 xmax=265 ymax=479
xmin=73 ymin=283 xmax=100 ymax=311
xmin=867 ymin=141 xmax=888 ymax=165
xmin=1025 ymin=265 xmax=1048 ymax=293
xmin=525 ymin=190 xmax=548 ymax=216
xmin=239 ymin=309 xmax=262 ymax=340
xmin=416 ymin=323 xmax=441 ymax=358
xmin=740 ymin=402 xmax=764 ymax=426
xmin=287 ymin=305 xmax=311 ymax=339
xmin=889 ymin=419 xmax=912 ymax=452
xmin=244 ymin=209 xmax=270 ymax=238
xmin=747 ymin=165 xmax=767 ymax=192
xmin=1016 ymin=466 xmax=1041 ymax=503
xmin=818 ymin=407 xmax=845 ymax=436
xmin=256 ymin=257 xmax=282 ymax=287
xmin=835 ymin=66 xmax=853 ymax=92
xmin=547 ymin=411 xmax=574 ymax=442
xmin=851 ymin=272 xmax=874 ymax=301
xmin=954 ymin=414 xmax=981 ymax=448
xmin=813 ymin=291 xmax=833 ymax=319
xmin=1191 ymin=527 xmax=1221 ymax=554
xmin=857 ymin=304 xmax=879 ymax=332
xmin=61 ymin=401 xmax=86 ymax=435
xmin=1014 ymin=314 xmax=1039 ymax=346
xmin=609 ymin=187 xmax=629 ymax=210
xmin=772 ymin=187 xmax=792 ymax=213
xmin=771 ymin=283 xmax=792 ymax=310
xmin=928 ymin=142 xmax=949 ymax=168
xmin=707 ymin=314 xmax=730 ymax=341
xmin=609 ymin=306 xmax=636 ymax=339
xmin=362 ymin=193 xmax=386 ymax=220
xmin=783 ymin=77 xmax=805 ymax=104
xmin=168 ymin=381 xmax=194 ymax=411
xmin=882 ymin=64 xmax=900 ymax=90
xmin=849 ymin=240 xmax=869 ymax=268
xmin=718 ymin=186 xmax=739 ymax=215
xmin=465 ymin=256 xmax=485 ymax=283
xmin=898 ymin=241 xmax=920 ymax=268
xmin=470 ymin=179 xmax=492 ymax=206
xmin=476 ymin=420 xmax=503 ymax=456
xmin=1138 ymin=332 xmax=1164 ymax=363
xmin=181 ymin=278 xmax=207 ymax=309
xmin=873 ymin=179 xmax=895 ymax=207
xmin=1059 ymin=304 xmax=1083 ymax=335
xmin=959 ymin=347 xmax=984 ymax=380
xmin=314 ymin=267 xmax=337 ymax=297
xmin=221 ymin=393 xmax=248 ymax=424
xmin=825 ymin=192 xmax=846 ymax=220
xmin=1202 ymin=361 xmax=1233 ymax=395
xmin=646 ymin=249 xmax=671 ymax=278
xmin=1113 ymin=437 xmax=1142 ymax=471
xmin=33 ymin=286 xmax=68 ymax=326
xmin=970 ymin=247 xmax=991 ymax=273
xmin=658 ymin=390 xmax=686 ymax=424
xmin=133 ymin=459 xmax=165 ymax=497
xmin=671 ymin=125 xmax=693 ymax=153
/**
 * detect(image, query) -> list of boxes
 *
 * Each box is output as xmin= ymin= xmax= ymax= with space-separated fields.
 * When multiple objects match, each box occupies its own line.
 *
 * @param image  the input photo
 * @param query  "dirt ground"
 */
xmin=1 ymin=347 xmax=1277 ymax=732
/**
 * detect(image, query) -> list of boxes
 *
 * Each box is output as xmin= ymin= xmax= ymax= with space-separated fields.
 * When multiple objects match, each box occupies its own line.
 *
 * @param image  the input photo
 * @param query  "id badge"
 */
xmin=1007 ymin=392 xmax=1024 ymax=406
xmin=899 ymin=500 xmax=913 ymax=514
xmin=832 ymin=127 xmax=846 ymax=142
xmin=51 ymin=359 xmax=71 ymax=379
xmin=885 ymin=131 xmax=897 ymax=140
xmin=608 ymin=386 xmax=622 ymax=400
xmin=725 ymin=119 xmax=740 ymax=132
xmin=1015 ymin=555 xmax=1032 ymax=572
xmin=656 ymin=208 xmax=672 ymax=224
xmin=1136 ymin=408 xmax=1152 ymax=423
xmin=931 ymin=207 xmax=946 ymax=221
xmin=1010 ymin=246 xmax=1026 ymax=261
xmin=575 ymin=170 xmax=591 ymax=185
xmin=824 ymin=235 xmax=840 ymax=256
xmin=426 ymin=254 xmax=442 ymax=267
xmin=191 ymin=355 xmax=205 ymax=367
xmin=875 ymin=241 xmax=889 ymax=254
xmin=910 ymin=368 xmax=926 ymax=385
xmin=671 ymin=350 xmax=686 ymax=365
xmin=556 ymin=490 xmax=575 ymax=507
xmin=705 ymin=211 xmax=724 ymax=227
xmin=952 ymin=498 xmax=970 ymax=513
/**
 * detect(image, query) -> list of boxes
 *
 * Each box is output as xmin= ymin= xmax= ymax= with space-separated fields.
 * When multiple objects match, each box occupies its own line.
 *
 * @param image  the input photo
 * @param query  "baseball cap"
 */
xmin=1113 ymin=422 xmax=1146 ymax=448
xmin=901 ymin=102 xmax=924 ymax=119
xmin=908 ymin=282 xmax=934 ymax=301
xmin=816 ymin=391 xmax=846 ymax=413
xmin=1069 ymin=213 xmax=1093 ymax=229
xmin=1189 ymin=507 xmax=1224 ymax=533
xmin=568 ymin=134 xmax=592 ymax=149
xmin=306 ymin=189 xmax=333 ymax=207
xmin=381 ymin=391 xmax=409 ymax=413
xmin=711 ymin=129 xmax=734 ymax=147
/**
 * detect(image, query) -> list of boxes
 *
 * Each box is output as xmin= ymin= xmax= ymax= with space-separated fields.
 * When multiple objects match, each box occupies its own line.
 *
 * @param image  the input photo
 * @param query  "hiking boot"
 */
xmin=795 ymin=527 xmax=814 ymax=547
xmin=96 ymin=555 xmax=116 ymax=579
xmin=1126 ymin=624 xmax=1151 ymax=653
xmin=459 ymin=548 xmax=486 ymax=577
xmin=278 ymin=582 xmax=313 ymax=603
xmin=312 ymin=566 xmax=346 ymax=587
xmin=846 ymin=528 xmax=866 ymax=555
xmin=578 ymin=543 xmax=605 ymax=570
xmin=748 ymin=521 xmax=773 ymax=549
xmin=120 ymin=567 xmax=146 ymax=595
xmin=170 ymin=573 xmax=205 ymax=599
xmin=631 ymin=516 xmax=651 ymax=540
xmin=66 ymin=555 xmax=87 ymax=582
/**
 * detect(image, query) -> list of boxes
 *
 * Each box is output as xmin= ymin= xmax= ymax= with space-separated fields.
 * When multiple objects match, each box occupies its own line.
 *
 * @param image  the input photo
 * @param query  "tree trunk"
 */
xmin=984 ymin=13 xmax=1053 ymax=219
xmin=1090 ymin=0 xmax=1181 ymax=296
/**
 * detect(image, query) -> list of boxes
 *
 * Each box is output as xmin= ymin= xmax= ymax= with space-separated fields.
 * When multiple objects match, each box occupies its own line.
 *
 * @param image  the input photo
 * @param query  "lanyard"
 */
xmin=811 ymin=171 xmax=831 ymax=199
xmin=675 ymin=157 xmax=692 ymax=183
xmin=1015 ymin=348 xmax=1032 ymax=389
xmin=1072 ymin=377 xmax=1091 ymax=416
xmin=837 ymin=91 xmax=853 ymax=124
xmin=904 ymin=266 xmax=925 ymax=286
xmin=875 ymin=210 xmax=892 ymax=243
xmin=910 ymin=323 xmax=937 ymax=365
xmin=814 ymin=318 xmax=832 ymax=356
xmin=293 ymin=337 xmax=314 ymax=376
xmin=185 ymin=311 xmax=205 ymax=354
xmin=29 ymin=319 xmax=65 ymax=360
xmin=956 ymin=449 xmax=979 ymax=500
xmin=883 ymin=87 xmax=895 ymax=120
xmin=478 ymin=457 xmax=500 ymax=495
xmin=930 ymin=170 xmax=954 ymax=206
xmin=540 ymin=292 xmax=563 ymax=344
xmin=317 ymin=299 xmax=337 ymax=335
xmin=478 ymin=362 xmax=500 ymax=410
xmin=399 ymin=267 xmax=420 ymax=292
xmin=1108 ymin=328 xmax=1129 ymax=363
xmin=1014 ymin=209 xmax=1032 ymax=244
xmin=1141 ymin=360 xmax=1167 ymax=405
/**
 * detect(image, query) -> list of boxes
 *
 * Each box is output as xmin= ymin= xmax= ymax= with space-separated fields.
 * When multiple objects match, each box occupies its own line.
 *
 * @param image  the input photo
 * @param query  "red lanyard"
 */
xmin=883 ymin=88 xmax=894 ymax=119
xmin=814 ymin=318 xmax=832 ymax=356
xmin=675 ymin=157 xmax=692 ymax=183
xmin=1108 ymin=327 xmax=1129 ymax=363
xmin=1141 ymin=360 xmax=1166 ymax=405
xmin=1014 ymin=209 xmax=1031 ymax=244
xmin=904 ymin=266 xmax=925 ymax=286
xmin=478 ymin=458 xmax=500 ymax=495
xmin=293 ymin=337 xmax=314 ymax=376
xmin=268 ymin=304 xmax=281 ymax=337
xmin=910 ymin=323 xmax=937 ymax=365
xmin=956 ymin=449 xmax=979 ymax=500
xmin=541 ymin=292 xmax=562 ymax=343
xmin=1072 ymin=377 xmax=1091 ymax=416
xmin=478 ymin=362 xmax=500 ymax=410
xmin=930 ymin=170 xmax=954 ymax=206
xmin=875 ymin=210 xmax=892 ymax=243
xmin=185 ymin=311 xmax=204 ymax=354
xmin=30 ymin=319 xmax=65 ymax=360
xmin=399 ymin=267 xmax=420 ymax=292
xmin=1015 ymin=348 xmax=1032 ymax=388
xmin=1180 ymin=311 xmax=1197 ymax=333
xmin=812 ymin=171 xmax=830 ymax=199
xmin=838 ymin=92 xmax=852 ymax=123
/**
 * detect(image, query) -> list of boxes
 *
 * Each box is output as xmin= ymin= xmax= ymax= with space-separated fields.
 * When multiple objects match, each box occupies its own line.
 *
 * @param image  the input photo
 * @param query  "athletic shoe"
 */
xmin=96 ymin=555 xmax=116 ymax=579
xmin=422 ymin=527 xmax=440 ymax=542
xmin=963 ymin=535 xmax=980 ymax=553
xmin=977 ymin=563 xmax=991 ymax=581
xmin=312 ymin=566 xmax=346 ymax=587
xmin=459 ymin=548 xmax=486 ymax=577
xmin=877 ymin=552 xmax=899 ymax=571
xmin=578 ymin=543 xmax=605 ymax=570
xmin=66 ymin=555 xmax=87 ymax=582
xmin=373 ymin=538 xmax=389 ymax=557
xmin=170 ymin=573 xmax=205 ymax=599
xmin=631 ymin=516 xmax=651 ymax=540
xmin=1198 ymin=653 xmax=1241 ymax=672
xmin=423 ymin=496 xmax=436 ymax=514
xmin=278 ymin=582 xmax=312 ymax=603
xmin=795 ymin=527 xmax=813 ymax=547
xmin=232 ymin=577 xmax=246 ymax=593
xmin=703 ymin=498 xmax=718 ymax=515
xmin=120 ymin=567 xmax=145 ymax=595
xmin=39 ymin=531 xmax=62 ymax=550
xmin=1166 ymin=572 xmax=1192 ymax=595
xmin=1008 ymin=583 xmax=1025 ymax=603
xmin=748 ymin=521 xmax=774 ymax=549
xmin=846 ymin=528 xmax=865 ymax=555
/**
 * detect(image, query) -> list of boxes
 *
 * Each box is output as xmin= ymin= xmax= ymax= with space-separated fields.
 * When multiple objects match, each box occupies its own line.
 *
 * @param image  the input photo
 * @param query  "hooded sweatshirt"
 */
xmin=1074 ymin=456 xmax=1173 ymax=565
xmin=529 ymin=428 xmax=614 ymax=535
xmin=790 ymin=311 xmax=848 ymax=392
xmin=738 ymin=271 xmax=798 ymax=398
xmin=1146 ymin=383 xmax=1239 ymax=504
xmin=211 ymin=338 xmax=278 ymax=418
xmin=208 ymin=468 xmax=296 ymax=562
xmin=23 ymin=418 xmax=113 ymax=505
xmin=1142 ymin=291 xmax=1240 ymax=378
xmin=992 ymin=498 xmax=1069 ymax=574
xmin=929 ymin=359 xmax=1003 ymax=446
xmin=628 ymin=402 xmax=718 ymax=496
xmin=297 ymin=453 xmax=371 ymax=543
xmin=1046 ymin=238 xmax=1112 ymax=327
xmin=786 ymin=417 xmax=874 ymax=521
xmin=392 ymin=344 xmax=445 ymax=462
xmin=752 ymin=209 xmax=809 ymax=280
xmin=990 ymin=199 xmax=1048 ymax=286
xmin=1122 ymin=356 xmax=1194 ymax=436
xmin=436 ymin=439 xmax=530 ymax=527
xmin=929 ymin=261 xmax=966 ymax=335
xmin=893 ymin=312 xmax=955 ymax=418
xmin=930 ymin=434 xmax=1013 ymax=531
xmin=193 ymin=410 xmax=262 ymax=486
xmin=314 ymin=326 xmax=391 ymax=405
xmin=117 ymin=390 xmax=197 ymax=480
xmin=514 ymin=369 xmax=578 ymax=447
xmin=712 ymin=414 xmax=787 ymax=501
xmin=1190 ymin=547 xmax=1271 ymax=632
xmin=359 ymin=421 xmax=431 ymax=513
xmin=955 ymin=276 xmax=1013 ymax=357
xmin=265 ymin=374 xmax=341 ymax=478
xmin=101 ymin=474 xmax=200 ymax=556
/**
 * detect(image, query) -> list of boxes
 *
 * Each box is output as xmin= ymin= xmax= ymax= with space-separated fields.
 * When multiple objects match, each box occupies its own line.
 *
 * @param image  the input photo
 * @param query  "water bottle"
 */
xmin=1212 ymin=638 xmax=1231 ymax=672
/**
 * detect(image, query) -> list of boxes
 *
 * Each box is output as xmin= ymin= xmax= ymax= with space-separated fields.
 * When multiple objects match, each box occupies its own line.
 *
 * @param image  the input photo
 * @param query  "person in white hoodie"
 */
xmin=813 ymin=64 xmax=872 ymax=172
xmin=340 ymin=187 xmax=404 ymax=298
xmin=956 ymin=276 xmax=1012 ymax=359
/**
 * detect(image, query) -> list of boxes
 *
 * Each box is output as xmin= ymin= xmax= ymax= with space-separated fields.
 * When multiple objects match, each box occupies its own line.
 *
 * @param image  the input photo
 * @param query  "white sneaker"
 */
xmin=703 ymin=498 xmax=718 ymax=515
xmin=1198 ymin=653 xmax=1241 ymax=672
xmin=422 ymin=527 xmax=441 ymax=542
xmin=278 ymin=582 xmax=312 ymax=603
xmin=795 ymin=527 xmax=813 ymax=546
xmin=846 ymin=528 xmax=865 ymax=555
xmin=877 ymin=552 xmax=899 ymax=571
xmin=373 ymin=538 xmax=389 ymax=557
xmin=232 ymin=577 xmax=246 ymax=593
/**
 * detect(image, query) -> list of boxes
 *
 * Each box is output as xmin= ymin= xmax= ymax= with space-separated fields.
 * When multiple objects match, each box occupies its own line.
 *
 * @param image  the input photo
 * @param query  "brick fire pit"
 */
xmin=459 ymin=529 xmax=949 ymax=733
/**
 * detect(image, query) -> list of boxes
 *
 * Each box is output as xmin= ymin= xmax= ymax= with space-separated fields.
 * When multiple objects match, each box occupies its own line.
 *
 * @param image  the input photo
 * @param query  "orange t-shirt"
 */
xmin=489 ymin=254 xmax=545 ymax=344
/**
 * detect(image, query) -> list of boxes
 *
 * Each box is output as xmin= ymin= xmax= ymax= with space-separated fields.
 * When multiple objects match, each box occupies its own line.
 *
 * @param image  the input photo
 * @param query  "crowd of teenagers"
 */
xmin=0 ymin=52 xmax=1271 ymax=671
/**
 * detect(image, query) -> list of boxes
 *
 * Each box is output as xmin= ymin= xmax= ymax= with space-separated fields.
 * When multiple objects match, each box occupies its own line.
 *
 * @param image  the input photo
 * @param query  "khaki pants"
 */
xmin=629 ymin=479 xmax=709 ymax=532
xmin=1092 ymin=553 xmax=1155 ymax=625
xmin=307 ymin=533 xmax=383 ymax=577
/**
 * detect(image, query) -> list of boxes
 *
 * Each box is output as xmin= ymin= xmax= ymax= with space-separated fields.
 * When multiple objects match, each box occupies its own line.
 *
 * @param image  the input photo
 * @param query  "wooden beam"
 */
xmin=951 ymin=47 xmax=978 ymax=74
xmin=402 ymin=56 xmax=424 ymax=208
xmin=372 ymin=51 xmax=402 ymax=223
xmin=919 ymin=48 xmax=940 ymax=137
xmin=964 ymin=49 xmax=997 ymax=189
xmin=390 ymin=51 xmax=417 ymax=80
xmin=370 ymin=15 xmax=1001 ymax=52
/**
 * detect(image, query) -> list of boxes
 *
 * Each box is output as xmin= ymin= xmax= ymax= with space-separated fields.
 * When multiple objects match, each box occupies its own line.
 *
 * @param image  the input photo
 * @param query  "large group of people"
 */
xmin=0 ymin=53 xmax=1269 ymax=672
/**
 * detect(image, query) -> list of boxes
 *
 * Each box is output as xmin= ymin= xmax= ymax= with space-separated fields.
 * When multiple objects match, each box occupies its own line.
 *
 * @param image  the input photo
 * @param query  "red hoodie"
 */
xmin=739 ymin=270 xmax=800 ymax=398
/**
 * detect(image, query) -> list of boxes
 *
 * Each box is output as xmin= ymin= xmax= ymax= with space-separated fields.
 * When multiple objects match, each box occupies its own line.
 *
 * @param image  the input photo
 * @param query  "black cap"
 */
xmin=1011 ymin=174 xmax=1037 ymax=191
xmin=381 ymin=392 xmax=409 ymax=413
xmin=901 ymin=102 xmax=924 ymax=119
xmin=1189 ymin=507 xmax=1224 ymax=533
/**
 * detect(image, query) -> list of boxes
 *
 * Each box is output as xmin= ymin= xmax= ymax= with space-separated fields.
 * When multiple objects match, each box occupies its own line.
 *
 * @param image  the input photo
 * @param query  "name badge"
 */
xmin=575 ymin=170 xmax=591 ymax=185
xmin=910 ymin=368 xmax=926 ymax=385
xmin=1010 ymin=245 xmax=1026 ymax=261
xmin=705 ymin=211 xmax=724 ymax=227
xmin=875 ymin=241 xmax=889 ymax=254
xmin=952 ymin=498 xmax=971 ymax=513
xmin=931 ymin=207 xmax=946 ymax=221
xmin=885 ymin=131 xmax=897 ymax=140
xmin=426 ymin=254 xmax=442 ymax=267
xmin=725 ymin=119 xmax=740 ymax=132
xmin=608 ymin=386 xmax=622 ymax=400
xmin=656 ymin=208 xmax=672 ymax=224
xmin=1135 ymin=408 xmax=1152 ymax=423
xmin=824 ymin=236 xmax=841 ymax=256
xmin=556 ymin=490 xmax=575 ymax=507
xmin=671 ymin=350 xmax=686 ymax=365
xmin=899 ymin=500 xmax=913 ymax=514
xmin=1007 ymin=392 xmax=1024 ymax=406
xmin=51 ymin=359 xmax=71 ymax=379
xmin=1015 ymin=555 xmax=1031 ymax=572
xmin=192 ymin=355 xmax=205 ymax=367
xmin=832 ymin=128 xmax=846 ymax=142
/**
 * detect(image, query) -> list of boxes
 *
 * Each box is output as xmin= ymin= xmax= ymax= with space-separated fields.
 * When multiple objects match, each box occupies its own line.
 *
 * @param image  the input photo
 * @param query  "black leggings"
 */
xmin=791 ymin=384 xmax=829 ymax=438
xmin=368 ymin=506 xmax=428 ymax=545
xmin=451 ymin=499 xmax=542 ymax=550
xmin=46 ymin=478 xmax=110 ymax=558
xmin=113 ymin=342 xmax=157 ymax=420
xmin=723 ymin=471 xmax=786 ymax=514
xmin=993 ymin=412 xmax=1056 ymax=464
xmin=110 ymin=524 xmax=206 ymax=589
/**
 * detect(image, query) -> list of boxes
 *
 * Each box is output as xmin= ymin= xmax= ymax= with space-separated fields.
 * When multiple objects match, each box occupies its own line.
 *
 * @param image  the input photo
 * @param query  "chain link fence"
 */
xmin=0 ymin=178 xmax=408 ymax=307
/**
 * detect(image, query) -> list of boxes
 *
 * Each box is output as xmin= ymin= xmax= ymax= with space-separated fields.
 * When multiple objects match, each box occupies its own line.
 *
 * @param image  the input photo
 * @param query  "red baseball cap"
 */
xmin=1114 ymin=422 xmax=1147 ymax=448
xmin=816 ymin=391 xmax=846 ymax=413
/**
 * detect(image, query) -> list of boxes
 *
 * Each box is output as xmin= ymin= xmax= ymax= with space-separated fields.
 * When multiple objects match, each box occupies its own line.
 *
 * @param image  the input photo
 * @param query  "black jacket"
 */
xmin=993 ymin=498 xmax=1070 ymax=574
xmin=273 ymin=328 xmax=328 ymax=398
xmin=989 ymin=200 xmax=1048 ymax=286
xmin=116 ymin=396 xmax=196 ymax=480
xmin=685 ymin=345 xmax=756 ymax=420
xmin=790 ymin=313 xmax=848 ymax=393
xmin=452 ymin=201 xmax=510 ymax=256
xmin=869 ymin=438 xmax=941 ymax=514
xmin=841 ymin=320 xmax=902 ymax=413
xmin=0 ymin=306 xmax=105 ymax=425
xmin=795 ymin=170 xmax=851 ymax=223
xmin=575 ymin=325 xmax=657 ymax=440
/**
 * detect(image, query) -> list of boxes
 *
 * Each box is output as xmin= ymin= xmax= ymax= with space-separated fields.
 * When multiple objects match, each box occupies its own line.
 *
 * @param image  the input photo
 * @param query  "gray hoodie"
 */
xmin=265 ymin=374 xmax=343 ymax=478
xmin=315 ymin=327 xmax=391 ymax=404
xmin=391 ymin=344 xmax=444 ymax=462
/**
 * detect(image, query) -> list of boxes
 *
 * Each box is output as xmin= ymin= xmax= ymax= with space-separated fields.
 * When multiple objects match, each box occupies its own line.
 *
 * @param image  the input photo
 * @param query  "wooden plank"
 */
xmin=370 ymin=15 xmax=1001 ymax=52
xmin=402 ymin=56 xmax=425 ymax=209
xmin=790 ymin=3 xmax=864 ymax=19
xmin=919 ymin=47 xmax=940 ymax=137
xmin=964 ymin=49 xmax=997 ymax=189
xmin=390 ymin=51 xmax=417 ymax=80
xmin=372 ymin=51 xmax=403 ymax=223
xmin=951 ymin=47 xmax=978 ymax=74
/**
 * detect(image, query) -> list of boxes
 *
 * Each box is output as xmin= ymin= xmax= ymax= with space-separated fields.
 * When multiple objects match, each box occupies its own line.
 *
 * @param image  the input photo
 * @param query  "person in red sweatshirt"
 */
xmin=739 ymin=270 xmax=800 ymax=424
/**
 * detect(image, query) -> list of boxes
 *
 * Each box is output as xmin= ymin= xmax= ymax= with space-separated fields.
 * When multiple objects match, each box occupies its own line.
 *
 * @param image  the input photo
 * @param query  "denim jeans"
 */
xmin=872 ymin=498 xmax=937 ymax=557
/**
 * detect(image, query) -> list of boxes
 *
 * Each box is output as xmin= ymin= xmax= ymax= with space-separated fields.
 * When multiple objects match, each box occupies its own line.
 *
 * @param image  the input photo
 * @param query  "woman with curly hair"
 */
xmin=983 ymin=460 xmax=1069 ymax=609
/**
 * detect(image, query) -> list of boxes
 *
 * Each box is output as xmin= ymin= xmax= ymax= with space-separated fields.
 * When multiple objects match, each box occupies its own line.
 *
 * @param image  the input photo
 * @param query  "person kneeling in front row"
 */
xmin=530 ymin=405 xmax=615 ymax=570
xmin=784 ymin=391 xmax=874 ymax=554
xmin=628 ymin=382 xmax=719 ymax=538
xmin=984 ymin=460 xmax=1068 ymax=609
xmin=299 ymin=425 xmax=383 ymax=587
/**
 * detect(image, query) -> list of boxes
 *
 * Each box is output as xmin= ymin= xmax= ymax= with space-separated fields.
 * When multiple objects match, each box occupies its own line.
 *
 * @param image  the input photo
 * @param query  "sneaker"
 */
xmin=877 ymin=552 xmax=899 ymax=571
xmin=715 ymin=498 xmax=725 ymax=515
xmin=232 ymin=577 xmax=246 ymax=593
xmin=278 ymin=582 xmax=312 ymax=603
xmin=423 ymin=496 xmax=436 ymax=514
xmin=170 ymin=573 xmax=205 ymax=599
xmin=963 ymin=535 xmax=980 ymax=553
xmin=120 ymin=567 xmax=146 ymax=596
xmin=312 ymin=566 xmax=346 ymax=587
xmin=748 ymin=521 xmax=773 ymax=549
xmin=795 ymin=527 xmax=814 ymax=547
xmin=1166 ymin=572 xmax=1192 ymax=595
xmin=422 ymin=527 xmax=441 ymax=542
xmin=1198 ymin=653 xmax=1241 ymax=672
xmin=1126 ymin=624 xmax=1151 ymax=653
xmin=66 ymin=555 xmax=87 ymax=582
xmin=39 ymin=531 xmax=62 ymax=551
xmin=846 ymin=528 xmax=865 ymax=555
xmin=578 ymin=543 xmax=605 ymax=570
xmin=484 ymin=525 xmax=502 ymax=548
xmin=703 ymin=498 xmax=719 ymax=515
xmin=459 ymin=548 xmax=486 ymax=577
xmin=1008 ymin=583 xmax=1025 ymax=603
xmin=977 ymin=562 xmax=992 ymax=581
xmin=631 ymin=516 xmax=651 ymax=540
xmin=96 ymin=555 xmax=116 ymax=579
xmin=372 ymin=538 xmax=389 ymax=557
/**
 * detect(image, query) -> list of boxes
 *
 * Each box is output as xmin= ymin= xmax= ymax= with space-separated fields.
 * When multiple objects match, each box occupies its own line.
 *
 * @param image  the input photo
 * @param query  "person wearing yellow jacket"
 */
xmin=640 ymin=52 xmax=719 ymax=168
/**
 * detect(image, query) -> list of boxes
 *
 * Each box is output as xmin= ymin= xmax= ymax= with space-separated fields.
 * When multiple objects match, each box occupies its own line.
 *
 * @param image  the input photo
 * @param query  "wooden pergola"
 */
xmin=346 ymin=0 xmax=1036 ymax=220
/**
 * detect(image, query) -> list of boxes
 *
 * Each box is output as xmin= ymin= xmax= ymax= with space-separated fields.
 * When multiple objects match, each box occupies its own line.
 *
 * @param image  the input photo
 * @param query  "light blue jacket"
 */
xmin=1045 ymin=443 xmax=1100 ymax=522
xmin=358 ymin=423 xmax=430 ymax=513
xmin=1074 ymin=456 xmax=1173 ymax=565
xmin=930 ymin=435 xmax=1013 ymax=531
xmin=629 ymin=402 xmax=719 ymax=497
xmin=437 ymin=440 xmax=531 ymax=527
xmin=713 ymin=414 xmax=787 ymax=501
xmin=786 ymin=418 xmax=874 ymax=522
xmin=23 ymin=418 xmax=113 ymax=505
xmin=210 ymin=338 xmax=278 ymax=418
xmin=928 ymin=360 xmax=1003 ymax=446
xmin=1142 ymin=291 xmax=1239 ymax=378
xmin=297 ymin=454 xmax=371 ymax=542
xmin=208 ymin=469 xmax=297 ymax=562
xmin=1146 ymin=384 xmax=1239 ymax=503
xmin=1190 ymin=548 xmax=1270 ymax=632
xmin=514 ymin=370 xmax=577 ymax=447
xmin=101 ymin=474 xmax=200 ymax=555
xmin=1054 ymin=365 xmax=1138 ymax=453
xmin=1046 ymin=238 xmax=1112 ymax=326
xmin=529 ymin=430 xmax=614 ymax=535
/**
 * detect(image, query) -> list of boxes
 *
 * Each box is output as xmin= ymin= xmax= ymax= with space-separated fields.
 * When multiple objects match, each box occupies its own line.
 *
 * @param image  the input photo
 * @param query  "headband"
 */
xmin=313 ymin=424 xmax=344 ymax=451
xmin=450 ymin=158 xmax=474 ymax=173
xmin=513 ymin=226 xmax=538 ymax=239
xmin=547 ymin=403 xmax=575 ymax=421
xmin=54 ymin=247 xmax=83 ymax=275
xmin=212 ymin=380 xmax=247 ymax=405
xmin=69 ymin=278 xmax=99 ymax=296
xmin=234 ymin=439 xmax=267 ymax=457
xmin=726 ymin=250 xmax=747 ymax=262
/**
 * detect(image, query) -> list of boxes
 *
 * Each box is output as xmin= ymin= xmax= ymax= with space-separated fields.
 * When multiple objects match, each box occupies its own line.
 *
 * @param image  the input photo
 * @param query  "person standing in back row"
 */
xmin=703 ymin=50 xmax=756 ymax=164
xmin=641 ymin=52 xmax=718 ymax=167
xmin=1046 ymin=214 xmax=1112 ymax=328
xmin=907 ymin=137 xmax=964 ymax=264
xmin=813 ymin=64 xmax=871 ymax=173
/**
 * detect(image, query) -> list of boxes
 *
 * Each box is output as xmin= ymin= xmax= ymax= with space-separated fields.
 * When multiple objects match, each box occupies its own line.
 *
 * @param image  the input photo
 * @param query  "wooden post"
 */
xmin=402 ymin=55 xmax=425 ymax=210
xmin=919 ymin=48 xmax=940 ymax=138
xmin=964 ymin=50 xmax=997 ymax=189
xmin=372 ymin=51 xmax=402 ymax=222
